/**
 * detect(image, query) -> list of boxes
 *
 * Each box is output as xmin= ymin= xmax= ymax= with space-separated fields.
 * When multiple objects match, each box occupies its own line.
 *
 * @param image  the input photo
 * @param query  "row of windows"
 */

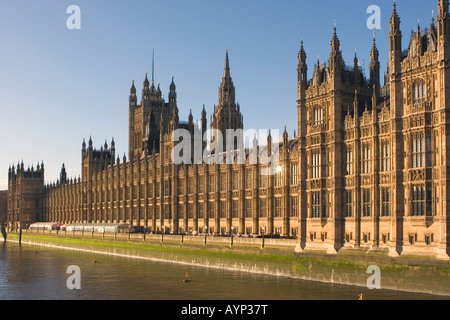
xmin=310 ymin=79 xmax=426 ymax=130
xmin=175 ymin=165 xmax=300 ymax=194
xmin=175 ymin=197 xmax=300 ymax=219
xmin=342 ymin=133 xmax=432 ymax=177
xmin=328 ymin=185 xmax=431 ymax=218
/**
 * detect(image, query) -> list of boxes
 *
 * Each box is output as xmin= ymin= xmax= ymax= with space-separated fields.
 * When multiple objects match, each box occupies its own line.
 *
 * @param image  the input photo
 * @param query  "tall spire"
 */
xmin=224 ymin=49 xmax=230 ymax=79
xmin=389 ymin=0 xmax=402 ymax=57
xmin=297 ymin=36 xmax=308 ymax=100
xmin=390 ymin=1 xmax=401 ymax=31
xmin=370 ymin=31 xmax=380 ymax=94
xmin=329 ymin=22 xmax=343 ymax=73
xmin=169 ymin=75 xmax=177 ymax=104
xmin=218 ymin=49 xmax=235 ymax=106
xmin=144 ymin=72 xmax=149 ymax=89
xmin=298 ymin=36 xmax=306 ymax=65
xmin=371 ymin=31 xmax=379 ymax=59
xmin=330 ymin=22 xmax=340 ymax=55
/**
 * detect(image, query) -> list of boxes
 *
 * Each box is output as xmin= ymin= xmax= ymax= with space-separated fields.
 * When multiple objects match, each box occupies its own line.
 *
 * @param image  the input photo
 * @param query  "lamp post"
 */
xmin=261 ymin=226 xmax=265 ymax=249
xmin=230 ymin=226 xmax=234 ymax=247
xmin=181 ymin=225 xmax=184 ymax=244
xmin=204 ymin=226 xmax=208 ymax=246
xmin=161 ymin=226 xmax=165 ymax=243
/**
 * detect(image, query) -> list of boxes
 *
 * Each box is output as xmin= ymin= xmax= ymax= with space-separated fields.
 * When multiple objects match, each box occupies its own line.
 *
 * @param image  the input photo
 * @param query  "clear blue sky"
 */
xmin=0 ymin=0 xmax=437 ymax=189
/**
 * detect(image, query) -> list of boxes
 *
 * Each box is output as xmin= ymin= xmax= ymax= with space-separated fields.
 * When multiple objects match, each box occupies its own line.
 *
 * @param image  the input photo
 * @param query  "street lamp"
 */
xmin=261 ymin=226 xmax=265 ymax=249
xmin=181 ymin=225 xmax=185 ymax=244
xmin=230 ymin=226 xmax=234 ymax=247
xmin=204 ymin=226 xmax=208 ymax=246
xmin=161 ymin=226 xmax=165 ymax=243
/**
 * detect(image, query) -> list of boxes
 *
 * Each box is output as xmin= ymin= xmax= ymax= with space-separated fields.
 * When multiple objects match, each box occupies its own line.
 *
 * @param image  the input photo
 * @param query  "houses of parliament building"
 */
xmin=6 ymin=1 xmax=450 ymax=258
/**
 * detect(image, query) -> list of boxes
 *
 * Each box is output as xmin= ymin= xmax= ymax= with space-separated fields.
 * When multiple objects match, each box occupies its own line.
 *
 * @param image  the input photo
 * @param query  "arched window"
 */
xmin=413 ymin=79 xmax=426 ymax=104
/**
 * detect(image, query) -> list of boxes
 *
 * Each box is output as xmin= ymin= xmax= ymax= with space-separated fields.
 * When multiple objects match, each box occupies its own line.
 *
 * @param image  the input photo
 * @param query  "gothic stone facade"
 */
xmin=7 ymin=1 xmax=450 ymax=258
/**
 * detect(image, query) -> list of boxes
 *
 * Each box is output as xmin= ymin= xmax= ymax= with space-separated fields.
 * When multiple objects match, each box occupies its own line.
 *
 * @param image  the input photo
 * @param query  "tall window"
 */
xmin=232 ymin=200 xmax=239 ymax=218
xmin=179 ymin=204 xmax=185 ymax=219
xmin=381 ymin=188 xmax=390 ymax=217
xmin=164 ymin=204 xmax=171 ymax=220
xmin=363 ymin=144 xmax=371 ymax=174
xmin=178 ymin=178 xmax=184 ymax=195
xmin=208 ymin=201 xmax=215 ymax=219
xmin=312 ymin=192 xmax=322 ymax=218
xmin=313 ymin=106 xmax=324 ymax=126
xmin=275 ymin=169 xmax=282 ymax=187
xmin=209 ymin=175 xmax=216 ymax=193
xmin=198 ymin=175 xmax=204 ymax=193
xmin=165 ymin=181 xmax=171 ymax=197
xmin=198 ymin=202 xmax=204 ymax=219
xmin=156 ymin=181 xmax=160 ymax=197
xmin=245 ymin=199 xmax=252 ymax=218
xmin=412 ymin=132 xmax=425 ymax=168
xmin=245 ymin=170 xmax=252 ymax=190
xmin=274 ymin=197 xmax=282 ymax=218
xmin=188 ymin=176 xmax=195 ymax=195
xmin=345 ymin=191 xmax=353 ymax=218
xmin=346 ymin=146 xmax=353 ymax=175
xmin=413 ymin=79 xmax=426 ymax=104
xmin=290 ymin=196 xmax=299 ymax=217
xmin=220 ymin=175 xmax=227 ymax=191
xmin=259 ymin=174 xmax=267 ymax=188
xmin=381 ymin=141 xmax=390 ymax=172
xmin=232 ymin=171 xmax=239 ymax=190
xmin=411 ymin=132 xmax=425 ymax=168
xmin=412 ymin=185 xmax=425 ymax=216
xmin=363 ymin=189 xmax=371 ymax=217
xmin=188 ymin=203 xmax=194 ymax=219
xmin=291 ymin=163 xmax=298 ymax=185
xmin=220 ymin=201 xmax=226 ymax=218
xmin=312 ymin=149 xmax=321 ymax=178
xmin=259 ymin=198 xmax=267 ymax=218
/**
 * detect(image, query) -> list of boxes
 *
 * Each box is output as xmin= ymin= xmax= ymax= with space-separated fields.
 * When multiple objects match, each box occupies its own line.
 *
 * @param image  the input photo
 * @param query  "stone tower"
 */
xmin=211 ymin=50 xmax=244 ymax=154
xmin=7 ymin=162 xmax=44 ymax=230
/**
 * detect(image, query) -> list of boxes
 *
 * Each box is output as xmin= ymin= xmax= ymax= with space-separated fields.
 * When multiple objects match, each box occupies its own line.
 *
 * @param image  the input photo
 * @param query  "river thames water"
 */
xmin=0 ymin=241 xmax=445 ymax=300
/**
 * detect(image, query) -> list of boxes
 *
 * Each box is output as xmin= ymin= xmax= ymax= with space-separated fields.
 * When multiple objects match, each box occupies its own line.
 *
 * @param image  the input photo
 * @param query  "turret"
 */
xmin=297 ymin=38 xmax=308 ymax=102
xmin=437 ymin=0 xmax=450 ymax=40
xmin=201 ymin=105 xmax=207 ymax=153
xmin=369 ymin=33 xmax=380 ymax=98
xmin=82 ymin=138 xmax=87 ymax=157
xmin=437 ymin=0 xmax=450 ymax=59
xmin=389 ymin=1 xmax=403 ymax=119
xmin=142 ymin=72 xmax=150 ymax=99
xmin=389 ymin=1 xmax=402 ymax=71
xmin=111 ymin=138 xmax=116 ymax=159
xmin=329 ymin=24 xmax=344 ymax=79
xmin=218 ymin=50 xmax=236 ymax=106
xmin=60 ymin=163 xmax=67 ymax=184
xmin=282 ymin=126 xmax=288 ymax=148
xmin=88 ymin=136 xmax=93 ymax=152
xmin=129 ymin=79 xmax=137 ymax=105
xmin=169 ymin=76 xmax=177 ymax=105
